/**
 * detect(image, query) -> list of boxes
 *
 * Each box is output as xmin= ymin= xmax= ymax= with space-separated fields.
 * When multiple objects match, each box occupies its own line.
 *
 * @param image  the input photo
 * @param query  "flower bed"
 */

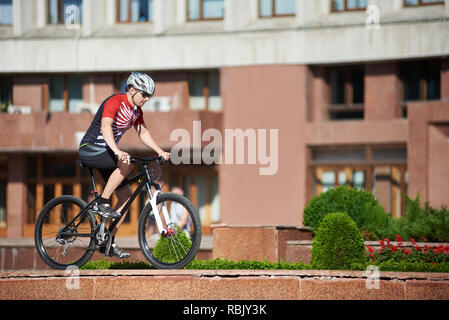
xmin=366 ymin=235 xmax=449 ymax=264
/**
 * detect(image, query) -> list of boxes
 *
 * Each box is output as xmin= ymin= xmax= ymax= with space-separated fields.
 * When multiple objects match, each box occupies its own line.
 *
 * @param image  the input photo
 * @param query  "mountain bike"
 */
xmin=34 ymin=156 xmax=202 ymax=270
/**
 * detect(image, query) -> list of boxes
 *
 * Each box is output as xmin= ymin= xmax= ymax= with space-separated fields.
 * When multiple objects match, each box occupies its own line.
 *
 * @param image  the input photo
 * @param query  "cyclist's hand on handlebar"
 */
xmin=116 ymin=150 xmax=131 ymax=164
xmin=158 ymin=151 xmax=170 ymax=161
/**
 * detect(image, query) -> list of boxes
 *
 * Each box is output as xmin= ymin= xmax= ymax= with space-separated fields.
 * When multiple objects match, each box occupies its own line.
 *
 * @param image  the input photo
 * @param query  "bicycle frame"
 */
xmin=61 ymin=161 xmax=172 ymax=239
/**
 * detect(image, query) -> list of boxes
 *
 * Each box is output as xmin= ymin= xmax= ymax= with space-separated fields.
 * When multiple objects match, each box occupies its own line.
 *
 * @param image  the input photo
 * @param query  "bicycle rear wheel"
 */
xmin=34 ymin=195 xmax=96 ymax=270
xmin=138 ymin=192 xmax=202 ymax=269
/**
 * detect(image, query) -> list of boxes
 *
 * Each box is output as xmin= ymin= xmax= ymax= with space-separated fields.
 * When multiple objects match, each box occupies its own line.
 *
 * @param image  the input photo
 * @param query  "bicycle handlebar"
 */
xmin=130 ymin=155 xmax=165 ymax=165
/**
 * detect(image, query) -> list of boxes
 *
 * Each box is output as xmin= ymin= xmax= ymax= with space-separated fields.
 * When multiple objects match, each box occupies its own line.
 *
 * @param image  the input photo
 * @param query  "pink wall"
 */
xmin=365 ymin=63 xmax=401 ymax=121
xmin=13 ymin=76 xmax=49 ymax=112
xmin=220 ymin=65 xmax=308 ymax=227
xmin=408 ymin=100 xmax=449 ymax=207
xmin=428 ymin=124 xmax=449 ymax=208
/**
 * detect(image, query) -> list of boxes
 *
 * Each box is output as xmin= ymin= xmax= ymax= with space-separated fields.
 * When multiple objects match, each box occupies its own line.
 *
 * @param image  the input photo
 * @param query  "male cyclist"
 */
xmin=79 ymin=72 xmax=170 ymax=258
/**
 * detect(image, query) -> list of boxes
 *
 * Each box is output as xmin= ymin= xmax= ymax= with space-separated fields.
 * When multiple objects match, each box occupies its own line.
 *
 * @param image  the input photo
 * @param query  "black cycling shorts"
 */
xmin=78 ymin=143 xmax=130 ymax=191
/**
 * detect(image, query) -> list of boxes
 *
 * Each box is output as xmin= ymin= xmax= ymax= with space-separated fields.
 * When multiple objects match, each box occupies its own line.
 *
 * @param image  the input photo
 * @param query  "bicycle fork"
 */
xmin=144 ymin=166 xmax=172 ymax=236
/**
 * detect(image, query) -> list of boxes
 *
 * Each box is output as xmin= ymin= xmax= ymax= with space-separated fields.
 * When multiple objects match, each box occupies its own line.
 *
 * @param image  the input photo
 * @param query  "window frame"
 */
xmin=186 ymin=0 xmax=224 ymax=22
xmin=47 ymin=0 xmax=83 ymax=25
xmin=46 ymin=74 xmax=84 ymax=113
xmin=48 ymin=0 xmax=65 ymax=24
xmin=330 ymin=0 xmax=368 ymax=12
xmin=258 ymin=0 xmax=296 ymax=18
xmin=115 ymin=0 xmax=154 ymax=24
xmin=187 ymin=70 xmax=221 ymax=111
xmin=399 ymin=60 xmax=441 ymax=101
xmin=328 ymin=65 xmax=365 ymax=120
xmin=403 ymin=0 xmax=445 ymax=7
xmin=0 ymin=0 xmax=13 ymax=26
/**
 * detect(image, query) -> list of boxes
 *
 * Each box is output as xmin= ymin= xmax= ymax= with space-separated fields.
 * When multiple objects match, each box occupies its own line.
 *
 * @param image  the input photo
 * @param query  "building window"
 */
xmin=332 ymin=0 xmax=368 ymax=12
xmin=0 ymin=76 xmax=13 ymax=112
xmin=328 ymin=65 xmax=364 ymax=120
xmin=117 ymin=0 xmax=154 ymax=23
xmin=400 ymin=60 xmax=441 ymax=118
xmin=48 ymin=75 xmax=84 ymax=113
xmin=188 ymin=70 xmax=222 ymax=111
xmin=0 ymin=0 xmax=12 ymax=25
xmin=404 ymin=0 xmax=444 ymax=6
xmin=400 ymin=60 xmax=441 ymax=102
xmin=188 ymin=0 xmax=224 ymax=21
xmin=259 ymin=0 xmax=296 ymax=17
xmin=310 ymin=145 xmax=408 ymax=218
xmin=48 ymin=0 xmax=83 ymax=25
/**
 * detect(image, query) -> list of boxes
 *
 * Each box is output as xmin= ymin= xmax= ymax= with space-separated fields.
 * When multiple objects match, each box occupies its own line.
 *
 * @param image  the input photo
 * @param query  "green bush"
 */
xmin=303 ymin=186 xmax=395 ymax=240
xmin=310 ymin=212 xmax=366 ymax=270
xmin=81 ymin=259 xmax=154 ymax=270
xmin=81 ymin=258 xmax=449 ymax=273
xmin=81 ymin=258 xmax=311 ymax=270
xmin=186 ymin=258 xmax=311 ymax=270
xmin=362 ymin=202 xmax=399 ymax=240
xmin=395 ymin=194 xmax=449 ymax=242
xmin=153 ymin=228 xmax=192 ymax=263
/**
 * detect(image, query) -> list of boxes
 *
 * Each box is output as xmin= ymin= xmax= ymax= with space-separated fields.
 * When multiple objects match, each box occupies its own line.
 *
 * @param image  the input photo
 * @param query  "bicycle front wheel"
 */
xmin=34 ymin=195 xmax=96 ymax=270
xmin=138 ymin=192 xmax=202 ymax=269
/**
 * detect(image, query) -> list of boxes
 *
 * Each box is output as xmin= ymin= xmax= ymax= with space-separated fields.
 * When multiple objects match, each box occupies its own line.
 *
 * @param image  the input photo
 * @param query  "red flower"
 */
xmin=395 ymin=235 xmax=404 ymax=242
xmin=369 ymin=254 xmax=375 ymax=258
xmin=391 ymin=245 xmax=398 ymax=252
xmin=411 ymin=238 xmax=416 ymax=245
xmin=367 ymin=246 xmax=374 ymax=253
xmin=415 ymin=245 xmax=421 ymax=250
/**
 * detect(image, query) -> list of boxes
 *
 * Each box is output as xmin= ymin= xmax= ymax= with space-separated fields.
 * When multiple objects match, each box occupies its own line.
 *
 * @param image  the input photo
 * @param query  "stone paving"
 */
xmin=1 ymin=269 xmax=449 ymax=300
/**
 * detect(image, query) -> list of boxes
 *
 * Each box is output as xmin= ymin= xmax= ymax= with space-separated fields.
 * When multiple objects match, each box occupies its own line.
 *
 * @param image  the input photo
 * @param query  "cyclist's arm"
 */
xmin=134 ymin=123 xmax=167 ymax=156
xmin=101 ymin=117 xmax=129 ymax=162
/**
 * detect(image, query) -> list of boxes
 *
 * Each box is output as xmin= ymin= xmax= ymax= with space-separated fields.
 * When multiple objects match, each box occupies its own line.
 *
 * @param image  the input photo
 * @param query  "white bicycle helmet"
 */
xmin=126 ymin=72 xmax=155 ymax=96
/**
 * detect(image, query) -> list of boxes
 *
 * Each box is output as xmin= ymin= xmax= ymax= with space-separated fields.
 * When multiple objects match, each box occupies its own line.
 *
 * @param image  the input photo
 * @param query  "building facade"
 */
xmin=0 ymin=0 xmax=448 ymax=238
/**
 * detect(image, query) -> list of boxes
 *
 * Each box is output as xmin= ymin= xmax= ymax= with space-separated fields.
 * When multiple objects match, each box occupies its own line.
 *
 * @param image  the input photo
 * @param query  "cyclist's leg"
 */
xmin=101 ymin=160 xmax=134 ymax=200
xmin=110 ymin=185 xmax=133 ymax=235
xmin=97 ymin=167 xmax=133 ymax=258
xmin=79 ymin=145 xmax=127 ymax=218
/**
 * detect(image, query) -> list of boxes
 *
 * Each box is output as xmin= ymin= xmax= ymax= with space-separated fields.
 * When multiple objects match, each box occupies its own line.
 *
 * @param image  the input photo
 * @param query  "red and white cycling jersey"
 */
xmin=80 ymin=93 xmax=144 ymax=147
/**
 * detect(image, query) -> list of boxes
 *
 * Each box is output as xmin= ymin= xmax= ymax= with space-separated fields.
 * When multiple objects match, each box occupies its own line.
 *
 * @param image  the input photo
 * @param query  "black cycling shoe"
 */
xmin=99 ymin=243 xmax=130 ymax=259
xmin=92 ymin=203 xmax=121 ymax=219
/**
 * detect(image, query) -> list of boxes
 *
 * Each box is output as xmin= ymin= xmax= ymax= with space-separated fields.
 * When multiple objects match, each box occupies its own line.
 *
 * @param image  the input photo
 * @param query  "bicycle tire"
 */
xmin=138 ymin=192 xmax=202 ymax=269
xmin=34 ymin=195 xmax=96 ymax=270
